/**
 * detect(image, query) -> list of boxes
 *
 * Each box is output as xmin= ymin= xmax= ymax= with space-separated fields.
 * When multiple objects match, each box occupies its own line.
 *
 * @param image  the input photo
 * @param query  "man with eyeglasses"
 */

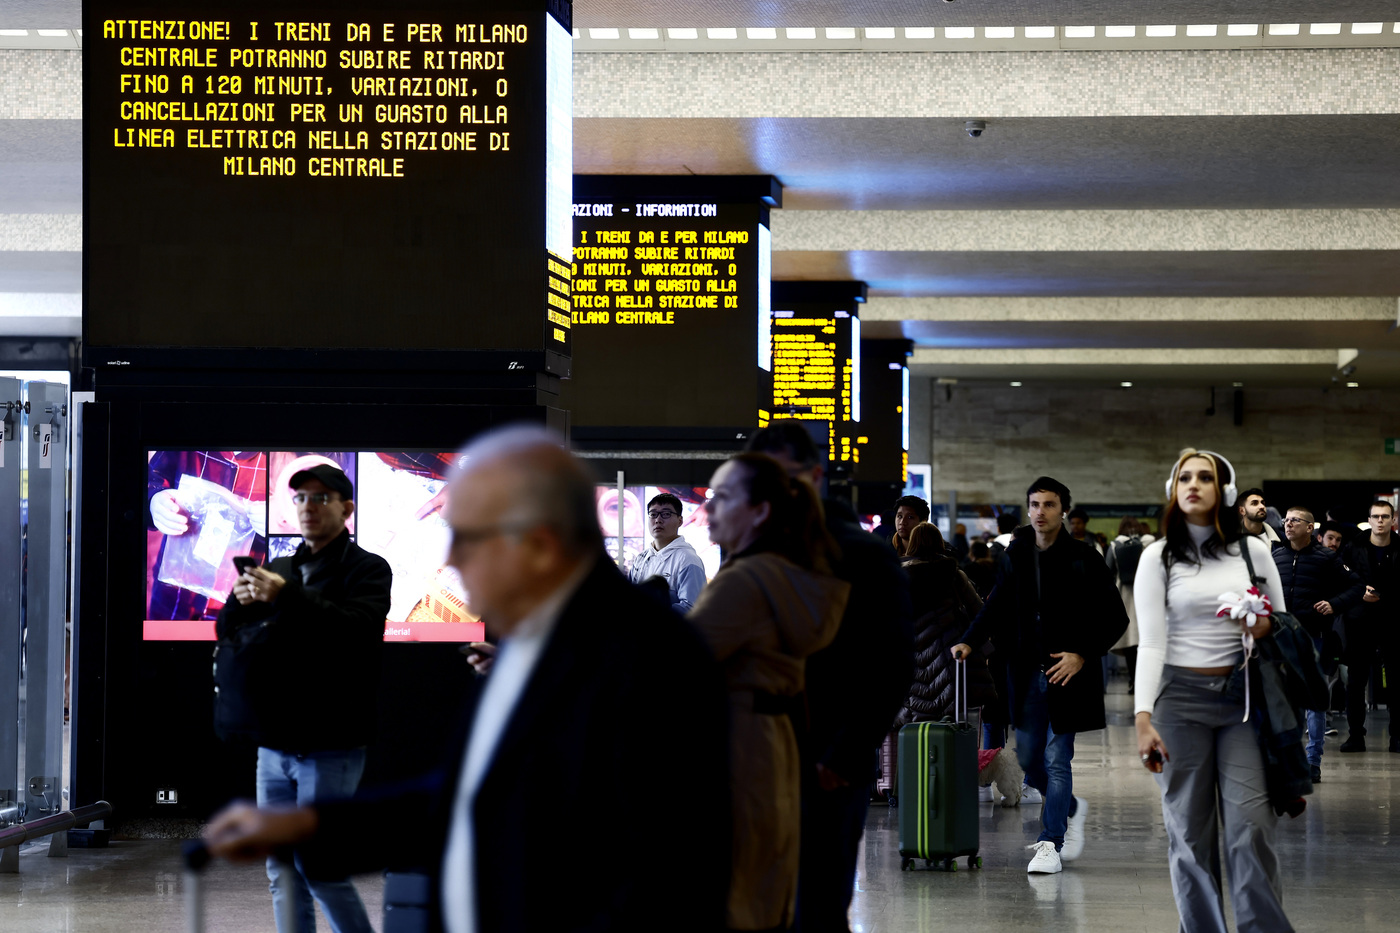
xmin=627 ymin=492 xmax=707 ymax=611
xmin=1339 ymin=499 xmax=1400 ymax=752
xmin=213 ymin=463 xmax=391 ymax=933
xmin=1271 ymin=506 xmax=1365 ymax=780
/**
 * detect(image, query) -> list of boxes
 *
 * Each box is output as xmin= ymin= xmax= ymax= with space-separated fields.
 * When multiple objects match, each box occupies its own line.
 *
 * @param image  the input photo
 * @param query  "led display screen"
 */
xmin=144 ymin=448 xmax=481 ymax=642
xmin=562 ymin=176 xmax=777 ymax=429
xmin=84 ymin=0 xmax=572 ymax=363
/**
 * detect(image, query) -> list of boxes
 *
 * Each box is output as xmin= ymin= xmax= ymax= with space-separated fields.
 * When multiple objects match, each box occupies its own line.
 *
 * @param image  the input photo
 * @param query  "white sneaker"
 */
xmin=1060 ymin=796 xmax=1088 ymax=861
xmin=978 ymin=783 xmax=994 ymax=802
xmin=1026 ymin=841 xmax=1062 ymax=873
xmin=1020 ymin=784 xmax=1044 ymax=805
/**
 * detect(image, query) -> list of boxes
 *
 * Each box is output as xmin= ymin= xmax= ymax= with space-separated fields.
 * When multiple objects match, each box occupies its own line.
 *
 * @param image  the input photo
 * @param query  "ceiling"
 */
xmin=2 ymin=1 xmax=1398 ymax=387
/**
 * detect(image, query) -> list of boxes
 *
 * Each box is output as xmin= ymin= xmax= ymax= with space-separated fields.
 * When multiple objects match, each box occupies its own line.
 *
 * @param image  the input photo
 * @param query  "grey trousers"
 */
xmin=1152 ymin=667 xmax=1294 ymax=933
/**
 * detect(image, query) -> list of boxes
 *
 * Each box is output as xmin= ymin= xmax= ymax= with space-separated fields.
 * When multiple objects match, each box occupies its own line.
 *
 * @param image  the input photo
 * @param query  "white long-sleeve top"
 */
xmin=1133 ymin=523 xmax=1286 ymax=716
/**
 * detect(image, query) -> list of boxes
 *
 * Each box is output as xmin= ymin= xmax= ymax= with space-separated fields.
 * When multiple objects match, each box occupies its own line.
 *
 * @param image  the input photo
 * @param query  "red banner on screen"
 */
xmin=144 ymin=620 xmax=485 ymax=643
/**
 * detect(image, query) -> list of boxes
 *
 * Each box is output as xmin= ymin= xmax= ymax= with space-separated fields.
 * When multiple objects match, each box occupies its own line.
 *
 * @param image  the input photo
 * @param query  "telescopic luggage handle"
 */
xmin=954 ymin=657 xmax=968 ymax=725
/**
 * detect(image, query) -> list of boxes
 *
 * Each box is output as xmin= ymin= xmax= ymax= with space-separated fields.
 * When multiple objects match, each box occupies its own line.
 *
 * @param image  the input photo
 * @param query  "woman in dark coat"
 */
xmin=896 ymin=523 xmax=998 ymax=725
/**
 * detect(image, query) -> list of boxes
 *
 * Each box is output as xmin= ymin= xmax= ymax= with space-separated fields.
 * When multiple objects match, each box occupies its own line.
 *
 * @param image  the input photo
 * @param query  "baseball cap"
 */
xmin=289 ymin=464 xmax=353 ymax=501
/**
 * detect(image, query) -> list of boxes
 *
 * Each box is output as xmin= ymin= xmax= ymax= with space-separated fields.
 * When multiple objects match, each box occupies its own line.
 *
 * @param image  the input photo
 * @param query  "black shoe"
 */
xmin=1310 ymin=765 xmax=1322 ymax=783
xmin=1390 ymin=740 xmax=1400 ymax=754
xmin=1340 ymin=737 xmax=1366 ymax=753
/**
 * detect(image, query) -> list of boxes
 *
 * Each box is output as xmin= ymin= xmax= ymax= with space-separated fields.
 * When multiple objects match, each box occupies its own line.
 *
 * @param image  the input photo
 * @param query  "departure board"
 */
xmin=858 ymin=338 xmax=913 ymax=485
xmin=561 ymin=176 xmax=779 ymax=429
xmin=767 ymin=282 xmax=864 ymax=471
xmin=84 ymin=0 xmax=573 ymax=369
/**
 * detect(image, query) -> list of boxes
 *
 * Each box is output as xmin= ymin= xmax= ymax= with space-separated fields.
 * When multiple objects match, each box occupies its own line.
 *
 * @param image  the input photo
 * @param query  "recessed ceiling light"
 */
xmin=1105 ymin=25 xmax=1135 ymax=37
xmin=668 ymin=27 xmax=698 ymax=39
xmin=1186 ymin=24 xmax=1217 ymax=36
xmin=785 ymin=27 xmax=816 ymax=39
xmin=1232 ymin=382 xmax=1245 ymax=387
xmin=985 ymin=26 xmax=1015 ymax=39
xmin=825 ymin=27 xmax=856 ymax=39
xmin=1145 ymin=25 xmax=1177 ymax=37
xmin=1226 ymin=24 xmax=1259 ymax=36
xmin=707 ymin=27 xmax=738 ymax=39
xmin=1121 ymin=381 xmax=1133 ymax=388
xmin=37 ymin=29 xmax=68 ymax=37
xmin=1025 ymin=26 xmax=1056 ymax=38
xmin=865 ymin=27 xmax=895 ymax=39
xmin=1310 ymin=23 xmax=1342 ymax=35
xmin=1352 ymin=22 xmax=1384 ymax=34
xmin=1269 ymin=23 xmax=1300 ymax=35
xmin=905 ymin=27 xmax=937 ymax=39
xmin=1010 ymin=381 xmax=1023 ymax=387
xmin=945 ymin=26 xmax=975 ymax=39
xmin=746 ymin=27 xmax=777 ymax=39
xmin=571 ymin=28 xmax=581 ymax=38
xmin=1347 ymin=382 xmax=1360 ymax=388
xmin=0 ymin=29 xmax=28 ymax=36
xmin=1064 ymin=25 xmax=1094 ymax=38
xmin=588 ymin=27 xmax=619 ymax=39
xmin=627 ymin=28 xmax=658 ymax=39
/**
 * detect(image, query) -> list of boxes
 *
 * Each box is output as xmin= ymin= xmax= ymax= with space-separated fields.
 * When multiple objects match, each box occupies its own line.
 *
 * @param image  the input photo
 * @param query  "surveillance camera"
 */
xmin=965 ymin=120 xmax=986 ymax=138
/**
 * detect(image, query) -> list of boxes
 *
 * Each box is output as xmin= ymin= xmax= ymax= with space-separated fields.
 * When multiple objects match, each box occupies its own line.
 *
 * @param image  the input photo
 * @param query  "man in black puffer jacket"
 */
xmin=1272 ymin=505 xmax=1365 ymax=781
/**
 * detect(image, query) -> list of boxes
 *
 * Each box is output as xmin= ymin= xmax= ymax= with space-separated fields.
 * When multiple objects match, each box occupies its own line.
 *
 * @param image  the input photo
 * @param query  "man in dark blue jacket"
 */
xmin=952 ymin=476 xmax=1128 ymax=875
xmin=1272 ymin=505 xmax=1365 ymax=781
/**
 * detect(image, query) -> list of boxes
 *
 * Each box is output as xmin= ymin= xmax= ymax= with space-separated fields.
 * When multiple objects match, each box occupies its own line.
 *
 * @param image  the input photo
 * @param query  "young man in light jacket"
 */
xmin=629 ymin=492 xmax=707 ymax=611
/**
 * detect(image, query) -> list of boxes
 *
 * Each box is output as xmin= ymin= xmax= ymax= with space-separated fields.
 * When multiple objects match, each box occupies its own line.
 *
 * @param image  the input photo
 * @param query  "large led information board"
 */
xmin=562 ymin=176 xmax=778 ymax=430
xmin=767 ymin=282 xmax=865 ymax=473
xmin=84 ymin=0 xmax=573 ymax=370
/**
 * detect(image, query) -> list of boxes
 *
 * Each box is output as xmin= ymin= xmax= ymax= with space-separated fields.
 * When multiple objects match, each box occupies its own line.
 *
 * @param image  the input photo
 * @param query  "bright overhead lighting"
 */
xmin=825 ymin=27 xmax=856 ymax=39
xmin=627 ymin=28 xmax=658 ymax=39
xmin=985 ymin=26 xmax=1015 ymax=39
xmin=588 ymin=27 xmax=619 ymax=39
xmin=37 ymin=29 xmax=68 ymax=36
xmin=1232 ymin=382 xmax=1245 ymax=387
xmin=746 ymin=27 xmax=777 ymax=39
xmin=785 ymin=27 xmax=816 ymax=39
xmin=1310 ymin=23 xmax=1342 ymax=35
xmin=1064 ymin=25 xmax=1095 ymax=38
xmin=1121 ymin=382 xmax=1133 ymax=388
xmin=1352 ymin=22 xmax=1384 ymax=34
xmin=1105 ymin=25 xmax=1135 ymax=37
xmin=0 ymin=29 xmax=28 ymax=36
xmin=572 ymin=28 xmax=580 ymax=38
xmin=865 ymin=27 xmax=895 ymax=39
xmin=1145 ymin=25 xmax=1177 ymax=37
xmin=668 ymin=28 xmax=698 ymax=39
xmin=905 ymin=26 xmax=936 ymax=39
xmin=1025 ymin=26 xmax=1056 ymax=38
xmin=1010 ymin=381 xmax=1023 ymax=387
xmin=1269 ymin=23 xmax=1300 ymax=35
xmin=1226 ymin=24 xmax=1259 ymax=36
xmin=945 ymin=26 xmax=975 ymax=39
xmin=707 ymin=27 xmax=738 ymax=39
xmin=1186 ymin=24 xmax=1217 ymax=36
xmin=1347 ymin=382 xmax=1361 ymax=388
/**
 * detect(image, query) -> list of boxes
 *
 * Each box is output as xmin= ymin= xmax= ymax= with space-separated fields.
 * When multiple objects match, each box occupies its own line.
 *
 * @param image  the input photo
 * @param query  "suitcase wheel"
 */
xmin=944 ymin=858 xmax=958 ymax=872
xmin=924 ymin=860 xmax=933 ymax=869
xmin=900 ymin=857 xmax=913 ymax=871
xmin=969 ymin=856 xmax=982 ymax=870
xmin=888 ymin=795 xmax=898 ymax=808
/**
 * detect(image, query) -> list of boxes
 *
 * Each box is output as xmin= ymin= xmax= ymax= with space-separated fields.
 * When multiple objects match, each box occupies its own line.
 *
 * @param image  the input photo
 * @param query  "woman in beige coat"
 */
xmin=689 ymin=452 xmax=850 ymax=932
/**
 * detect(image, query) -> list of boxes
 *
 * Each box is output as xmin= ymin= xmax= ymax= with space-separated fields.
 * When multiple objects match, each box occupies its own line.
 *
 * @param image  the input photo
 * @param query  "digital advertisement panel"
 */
xmin=144 ymin=448 xmax=481 ymax=642
xmin=596 ymin=484 xmax=720 ymax=582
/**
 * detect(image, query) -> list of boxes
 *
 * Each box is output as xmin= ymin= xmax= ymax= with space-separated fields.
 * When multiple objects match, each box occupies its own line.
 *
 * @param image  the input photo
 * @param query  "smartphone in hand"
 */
xmin=232 ymin=556 xmax=258 ymax=575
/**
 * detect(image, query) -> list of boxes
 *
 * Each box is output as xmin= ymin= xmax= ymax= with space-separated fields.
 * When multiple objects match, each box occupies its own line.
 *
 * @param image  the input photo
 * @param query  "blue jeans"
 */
xmin=256 ymin=747 xmax=374 ymax=933
xmin=1305 ymin=636 xmax=1326 ymax=767
xmin=1014 ymin=671 xmax=1077 ymax=849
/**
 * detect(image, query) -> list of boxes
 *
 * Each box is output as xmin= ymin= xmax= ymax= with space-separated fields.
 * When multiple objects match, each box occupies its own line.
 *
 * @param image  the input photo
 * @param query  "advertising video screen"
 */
xmin=144 ymin=449 xmax=480 ymax=642
xmin=596 ymin=484 xmax=720 ymax=582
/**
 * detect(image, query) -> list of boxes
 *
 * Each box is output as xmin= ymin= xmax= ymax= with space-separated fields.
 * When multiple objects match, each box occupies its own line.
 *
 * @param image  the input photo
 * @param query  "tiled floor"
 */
xmin=1 ymin=691 xmax=1395 ymax=932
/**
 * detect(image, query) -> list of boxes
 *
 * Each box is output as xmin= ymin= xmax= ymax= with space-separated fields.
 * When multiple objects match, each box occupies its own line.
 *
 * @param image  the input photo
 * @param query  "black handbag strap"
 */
xmin=1237 ymin=536 xmax=1266 ymax=587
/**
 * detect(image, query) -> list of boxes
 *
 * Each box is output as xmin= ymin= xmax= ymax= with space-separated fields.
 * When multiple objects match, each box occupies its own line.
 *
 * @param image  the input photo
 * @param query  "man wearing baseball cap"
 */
xmin=214 ymin=463 xmax=392 ymax=933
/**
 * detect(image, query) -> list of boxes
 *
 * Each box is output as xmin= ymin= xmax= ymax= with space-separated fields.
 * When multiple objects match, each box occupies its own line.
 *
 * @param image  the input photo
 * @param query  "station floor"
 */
xmin=2 ymin=689 xmax=1397 ymax=933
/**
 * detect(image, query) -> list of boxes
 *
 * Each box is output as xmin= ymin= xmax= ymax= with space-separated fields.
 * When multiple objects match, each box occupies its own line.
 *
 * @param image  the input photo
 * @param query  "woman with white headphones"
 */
xmin=1133 ymin=449 xmax=1294 ymax=933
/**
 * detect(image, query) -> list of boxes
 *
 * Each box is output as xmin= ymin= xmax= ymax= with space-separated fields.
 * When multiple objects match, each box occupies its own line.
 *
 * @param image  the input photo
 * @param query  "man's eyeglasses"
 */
xmin=1283 ymin=518 xmax=1311 ymax=526
xmin=648 ymin=510 xmax=679 ymax=520
xmin=292 ymin=492 xmax=341 ymax=506
xmin=1370 ymin=514 xmax=1393 ymax=521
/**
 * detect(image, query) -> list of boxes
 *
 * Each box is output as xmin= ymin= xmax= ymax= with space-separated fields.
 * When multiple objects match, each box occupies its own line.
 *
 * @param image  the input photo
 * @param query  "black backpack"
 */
xmin=1114 ymin=536 xmax=1145 ymax=586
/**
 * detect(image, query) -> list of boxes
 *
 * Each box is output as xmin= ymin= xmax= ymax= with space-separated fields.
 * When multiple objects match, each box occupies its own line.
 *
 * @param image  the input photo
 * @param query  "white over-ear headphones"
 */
xmin=1165 ymin=449 xmax=1239 ymax=507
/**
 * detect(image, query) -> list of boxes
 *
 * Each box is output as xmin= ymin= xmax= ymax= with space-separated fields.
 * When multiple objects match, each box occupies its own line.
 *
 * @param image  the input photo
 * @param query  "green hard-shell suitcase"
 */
xmin=896 ymin=659 xmax=981 ymax=871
